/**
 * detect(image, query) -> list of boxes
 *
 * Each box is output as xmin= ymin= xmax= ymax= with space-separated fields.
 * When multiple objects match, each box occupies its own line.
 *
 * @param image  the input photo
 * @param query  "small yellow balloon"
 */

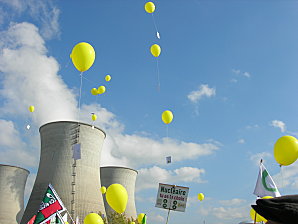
xmin=274 ymin=136 xmax=298 ymax=166
xmin=84 ymin=213 xmax=104 ymax=224
xmin=145 ymin=2 xmax=155 ymax=13
xmin=198 ymin=193 xmax=204 ymax=201
xmin=98 ymin=86 xmax=106 ymax=94
xmin=92 ymin=114 xmax=97 ymax=121
xmin=137 ymin=213 xmax=145 ymax=223
xmin=91 ymin=88 xmax=99 ymax=95
xmin=105 ymin=75 xmax=111 ymax=82
xmin=250 ymin=208 xmax=266 ymax=222
xmin=65 ymin=222 xmax=69 ymax=224
xmin=162 ymin=110 xmax=173 ymax=124
xmin=106 ymin=184 xmax=128 ymax=214
xmin=100 ymin=186 xmax=106 ymax=194
xmin=29 ymin=105 xmax=35 ymax=112
xmin=150 ymin=44 xmax=161 ymax=57
xmin=70 ymin=42 xmax=95 ymax=72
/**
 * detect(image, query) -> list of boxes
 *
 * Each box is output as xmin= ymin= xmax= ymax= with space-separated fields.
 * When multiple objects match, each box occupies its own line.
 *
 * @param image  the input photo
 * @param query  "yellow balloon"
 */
xmin=130 ymin=222 xmax=135 ymax=224
xmin=92 ymin=114 xmax=97 ymax=121
xmin=137 ymin=213 xmax=145 ymax=223
xmin=100 ymin=186 xmax=106 ymax=194
xmin=91 ymin=88 xmax=99 ymax=95
xmin=70 ymin=42 xmax=95 ymax=72
xmin=84 ymin=213 xmax=104 ymax=224
xmin=65 ymin=222 xmax=69 ymax=224
xmin=198 ymin=193 xmax=204 ymax=201
xmin=106 ymin=184 xmax=128 ymax=214
xmin=261 ymin=196 xmax=273 ymax=199
xmin=105 ymin=75 xmax=111 ymax=82
xmin=150 ymin=44 xmax=161 ymax=57
xmin=145 ymin=2 xmax=155 ymax=13
xmin=162 ymin=110 xmax=173 ymax=124
xmin=98 ymin=86 xmax=106 ymax=94
xmin=274 ymin=135 xmax=298 ymax=166
xmin=250 ymin=208 xmax=266 ymax=222
xmin=29 ymin=105 xmax=35 ymax=112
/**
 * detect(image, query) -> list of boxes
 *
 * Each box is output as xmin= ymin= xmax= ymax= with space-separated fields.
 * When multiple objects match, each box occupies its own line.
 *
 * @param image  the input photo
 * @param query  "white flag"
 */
xmin=253 ymin=163 xmax=281 ymax=197
xmin=72 ymin=143 xmax=81 ymax=160
xmin=62 ymin=213 xmax=67 ymax=222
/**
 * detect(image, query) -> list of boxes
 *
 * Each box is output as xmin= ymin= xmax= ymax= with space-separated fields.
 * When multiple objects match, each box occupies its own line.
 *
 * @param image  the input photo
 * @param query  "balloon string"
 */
xmin=151 ymin=13 xmax=160 ymax=39
xmin=77 ymin=72 xmax=83 ymax=123
xmin=156 ymin=57 xmax=160 ymax=91
xmin=166 ymin=125 xmax=168 ymax=138
xmin=281 ymin=165 xmax=284 ymax=189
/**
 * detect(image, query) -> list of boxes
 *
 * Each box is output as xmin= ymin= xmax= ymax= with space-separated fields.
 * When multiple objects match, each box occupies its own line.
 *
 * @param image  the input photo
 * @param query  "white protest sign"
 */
xmin=155 ymin=183 xmax=189 ymax=212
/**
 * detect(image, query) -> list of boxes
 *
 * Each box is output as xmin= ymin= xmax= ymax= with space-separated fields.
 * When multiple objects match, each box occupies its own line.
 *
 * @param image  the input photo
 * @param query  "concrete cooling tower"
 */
xmin=100 ymin=166 xmax=138 ymax=221
xmin=21 ymin=121 xmax=107 ymax=224
xmin=0 ymin=164 xmax=29 ymax=224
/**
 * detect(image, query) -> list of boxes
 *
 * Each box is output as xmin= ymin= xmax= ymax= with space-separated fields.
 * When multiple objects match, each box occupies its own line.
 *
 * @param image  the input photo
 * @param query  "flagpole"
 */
xmin=65 ymin=210 xmax=76 ymax=224
xmin=165 ymin=208 xmax=171 ymax=224
xmin=254 ymin=210 xmax=257 ymax=224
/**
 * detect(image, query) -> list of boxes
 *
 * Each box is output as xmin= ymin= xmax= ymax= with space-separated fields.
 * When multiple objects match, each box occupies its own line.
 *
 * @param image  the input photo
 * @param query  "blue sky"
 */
xmin=1 ymin=0 xmax=298 ymax=224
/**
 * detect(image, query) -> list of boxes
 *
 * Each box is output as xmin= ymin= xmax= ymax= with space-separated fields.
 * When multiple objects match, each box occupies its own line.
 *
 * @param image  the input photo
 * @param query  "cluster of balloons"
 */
xmin=274 ymin=135 xmax=298 ymax=166
xmin=91 ymin=85 xmax=106 ymax=96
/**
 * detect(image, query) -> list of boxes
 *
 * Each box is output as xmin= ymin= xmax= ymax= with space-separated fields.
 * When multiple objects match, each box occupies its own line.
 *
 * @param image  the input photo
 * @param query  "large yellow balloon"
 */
xmin=198 ymin=193 xmax=204 ymax=201
xmin=274 ymin=136 xmax=298 ymax=166
xmin=92 ymin=114 xmax=97 ymax=121
xmin=70 ymin=42 xmax=95 ymax=72
xmin=106 ymin=184 xmax=128 ymax=214
xmin=100 ymin=186 xmax=106 ymax=194
xmin=145 ymin=2 xmax=155 ymax=13
xmin=137 ymin=213 xmax=145 ymax=223
xmin=250 ymin=208 xmax=266 ymax=222
xmin=98 ymin=86 xmax=106 ymax=94
xmin=162 ymin=110 xmax=173 ymax=124
xmin=150 ymin=44 xmax=161 ymax=57
xmin=84 ymin=213 xmax=104 ymax=224
xmin=28 ymin=105 xmax=35 ymax=112
xmin=105 ymin=75 xmax=111 ymax=82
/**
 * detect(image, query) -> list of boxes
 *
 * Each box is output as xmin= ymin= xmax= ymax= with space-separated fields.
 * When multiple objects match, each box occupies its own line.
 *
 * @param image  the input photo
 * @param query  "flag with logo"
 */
xmin=34 ymin=184 xmax=66 ymax=224
xmin=253 ymin=163 xmax=281 ymax=197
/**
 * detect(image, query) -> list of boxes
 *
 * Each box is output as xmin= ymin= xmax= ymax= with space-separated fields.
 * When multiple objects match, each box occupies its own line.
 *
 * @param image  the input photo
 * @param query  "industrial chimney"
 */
xmin=21 ymin=121 xmax=106 ymax=224
xmin=0 ymin=164 xmax=29 ymax=224
xmin=100 ymin=166 xmax=138 ymax=221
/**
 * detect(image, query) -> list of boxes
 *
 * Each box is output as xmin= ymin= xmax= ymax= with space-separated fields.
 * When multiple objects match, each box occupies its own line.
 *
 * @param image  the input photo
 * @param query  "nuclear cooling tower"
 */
xmin=0 ymin=164 xmax=29 ymax=224
xmin=100 ymin=166 xmax=138 ymax=221
xmin=21 ymin=121 xmax=107 ymax=224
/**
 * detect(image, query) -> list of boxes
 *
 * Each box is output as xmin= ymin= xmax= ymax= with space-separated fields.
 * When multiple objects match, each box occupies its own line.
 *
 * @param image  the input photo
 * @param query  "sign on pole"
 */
xmin=155 ymin=183 xmax=189 ymax=212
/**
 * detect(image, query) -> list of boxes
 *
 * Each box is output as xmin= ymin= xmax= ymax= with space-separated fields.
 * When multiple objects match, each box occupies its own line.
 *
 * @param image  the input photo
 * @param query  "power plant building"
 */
xmin=0 ymin=164 xmax=29 ymax=224
xmin=21 ymin=121 xmax=107 ymax=224
xmin=100 ymin=166 xmax=138 ymax=221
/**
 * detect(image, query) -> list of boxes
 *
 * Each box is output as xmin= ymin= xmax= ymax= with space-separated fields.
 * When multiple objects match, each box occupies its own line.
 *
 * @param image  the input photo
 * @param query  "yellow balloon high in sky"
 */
xmin=28 ymin=105 xmax=35 ymax=112
xmin=98 ymin=86 xmax=106 ymax=94
xmin=84 ymin=213 xmax=104 ymax=224
xmin=274 ymin=135 xmax=298 ymax=166
xmin=150 ymin=44 xmax=161 ymax=57
xmin=70 ymin=42 xmax=95 ymax=72
xmin=162 ymin=110 xmax=173 ymax=124
xmin=105 ymin=75 xmax=111 ymax=82
xmin=198 ymin=193 xmax=204 ymax=201
xmin=100 ymin=186 xmax=106 ymax=194
xmin=91 ymin=114 xmax=97 ymax=121
xmin=91 ymin=88 xmax=98 ymax=95
xmin=145 ymin=2 xmax=155 ymax=13
xmin=106 ymin=184 xmax=128 ymax=214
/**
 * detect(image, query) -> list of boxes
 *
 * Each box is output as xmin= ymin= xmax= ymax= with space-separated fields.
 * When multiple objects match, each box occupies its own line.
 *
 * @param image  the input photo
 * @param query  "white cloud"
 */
xmin=219 ymin=198 xmax=246 ymax=206
xmin=270 ymin=120 xmax=286 ymax=132
xmin=187 ymin=84 xmax=216 ymax=103
xmin=0 ymin=119 xmax=39 ymax=168
xmin=232 ymin=69 xmax=241 ymax=75
xmin=238 ymin=139 xmax=245 ymax=144
xmin=232 ymin=69 xmax=251 ymax=78
xmin=0 ymin=0 xmax=60 ymax=39
xmin=243 ymin=72 xmax=251 ymax=78
xmin=273 ymin=162 xmax=298 ymax=189
xmin=0 ymin=22 xmax=77 ymax=127
xmin=136 ymin=166 xmax=206 ymax=191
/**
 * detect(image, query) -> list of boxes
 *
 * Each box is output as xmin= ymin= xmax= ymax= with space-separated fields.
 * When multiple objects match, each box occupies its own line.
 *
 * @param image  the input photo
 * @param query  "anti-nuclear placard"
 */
xmin=155 ymin=183 xmax=189 ymax=212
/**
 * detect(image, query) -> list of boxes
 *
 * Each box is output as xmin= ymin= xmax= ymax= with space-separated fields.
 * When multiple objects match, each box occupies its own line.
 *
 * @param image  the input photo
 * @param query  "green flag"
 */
xmin=34 ymin=184 xmax=66 ymax=224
